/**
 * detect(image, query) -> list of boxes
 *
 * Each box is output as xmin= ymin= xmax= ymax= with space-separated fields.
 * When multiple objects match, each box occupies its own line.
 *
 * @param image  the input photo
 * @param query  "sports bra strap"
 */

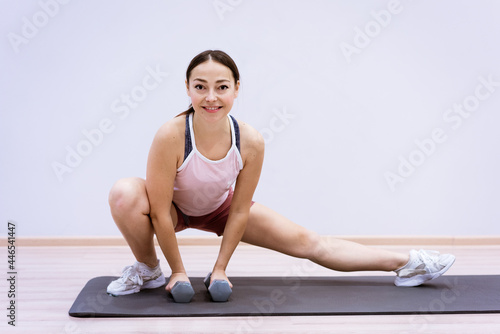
xmin=184 ymin=114 xmax=193 ymax=161
xmin=229 ymin=115 xmax=241 ymax=152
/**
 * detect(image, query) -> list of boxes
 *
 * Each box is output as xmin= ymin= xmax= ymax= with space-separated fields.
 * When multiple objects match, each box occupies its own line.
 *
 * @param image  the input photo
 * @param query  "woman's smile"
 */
xmin=202 ymin=106 xmax=223 ymax=113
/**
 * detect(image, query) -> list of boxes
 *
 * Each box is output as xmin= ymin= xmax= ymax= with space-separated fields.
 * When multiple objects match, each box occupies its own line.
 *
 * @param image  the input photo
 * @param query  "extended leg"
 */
xmin=242 ymin=203 xmax=409 ymax=272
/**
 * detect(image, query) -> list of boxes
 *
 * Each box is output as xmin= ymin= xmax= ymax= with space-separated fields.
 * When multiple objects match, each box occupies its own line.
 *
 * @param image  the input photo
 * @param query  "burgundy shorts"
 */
xmin=174 ymin=188 xmax=253 ymax=236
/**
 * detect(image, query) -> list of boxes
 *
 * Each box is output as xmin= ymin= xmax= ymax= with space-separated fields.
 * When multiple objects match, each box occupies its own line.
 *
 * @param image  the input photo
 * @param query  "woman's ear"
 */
xmin=234 ymin=80 xmax=240 ymax=98
xmin=185 ymin=80 xmax=190 ymax=97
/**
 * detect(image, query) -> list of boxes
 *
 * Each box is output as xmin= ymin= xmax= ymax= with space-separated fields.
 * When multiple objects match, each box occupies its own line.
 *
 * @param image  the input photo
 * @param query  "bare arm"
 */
xmin=212 ymin=122 xmax=265 ymax=283
xmin=145 ymin=120 xmax=187 ymax=287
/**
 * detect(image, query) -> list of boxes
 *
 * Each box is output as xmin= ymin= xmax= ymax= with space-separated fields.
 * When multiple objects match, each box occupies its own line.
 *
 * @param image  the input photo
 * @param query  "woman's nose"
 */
xmin=206 ymin=90 xmax=217 ymax=102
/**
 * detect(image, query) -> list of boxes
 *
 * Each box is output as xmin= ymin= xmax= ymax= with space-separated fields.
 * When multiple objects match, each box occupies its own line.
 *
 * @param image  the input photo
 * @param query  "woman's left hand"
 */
xmin=211 ymin=268 xmax=233 ymax=288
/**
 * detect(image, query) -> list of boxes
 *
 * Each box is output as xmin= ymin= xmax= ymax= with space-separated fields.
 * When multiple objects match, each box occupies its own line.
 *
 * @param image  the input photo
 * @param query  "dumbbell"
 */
xmin=170 ymin=281 xmax=195 ymax=303
xmin=204 ymin=272 xmax=232 ymax=302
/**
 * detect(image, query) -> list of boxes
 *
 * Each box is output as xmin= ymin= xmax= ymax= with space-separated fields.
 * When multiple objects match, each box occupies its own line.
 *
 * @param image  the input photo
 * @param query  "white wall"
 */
xmin=1 ymin=0 xmax=499 ymax=237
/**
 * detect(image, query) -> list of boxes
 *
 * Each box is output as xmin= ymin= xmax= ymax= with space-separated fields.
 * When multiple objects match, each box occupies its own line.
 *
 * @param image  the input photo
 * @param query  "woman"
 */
xmin=106 ymin=50 xmax=455 ymax=300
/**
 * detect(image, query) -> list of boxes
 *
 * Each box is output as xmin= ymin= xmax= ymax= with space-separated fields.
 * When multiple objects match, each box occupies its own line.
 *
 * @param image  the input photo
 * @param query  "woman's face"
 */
xmin=186 ymin=60 xmax=239 ymax=122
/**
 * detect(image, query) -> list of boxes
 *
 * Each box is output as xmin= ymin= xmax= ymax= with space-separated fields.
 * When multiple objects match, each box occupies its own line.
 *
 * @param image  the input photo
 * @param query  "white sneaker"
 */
xmin=394 ymin=249 xmax=455 ymax=287
xmin=107 ymin=260 xmax=166 ymax=296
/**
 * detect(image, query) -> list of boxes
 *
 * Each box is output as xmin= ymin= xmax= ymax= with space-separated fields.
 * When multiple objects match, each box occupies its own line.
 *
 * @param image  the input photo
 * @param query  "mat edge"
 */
xmin=69 ymin=310 xmax=500 ymax=318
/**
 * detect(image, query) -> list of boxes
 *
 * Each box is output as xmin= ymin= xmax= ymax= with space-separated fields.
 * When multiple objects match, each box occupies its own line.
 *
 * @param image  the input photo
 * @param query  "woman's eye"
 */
xmin=194 ymin=84 xmax=204 ymax=90
xmin=219 ymin=85 xmax=229 ymax=90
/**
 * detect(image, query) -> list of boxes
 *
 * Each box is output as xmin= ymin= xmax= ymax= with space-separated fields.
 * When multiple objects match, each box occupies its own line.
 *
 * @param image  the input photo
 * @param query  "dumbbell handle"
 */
xmin=204 ymin=272 xmax=232 ymax=302
xmin=170 ymin=281 xmax=195 ymax=303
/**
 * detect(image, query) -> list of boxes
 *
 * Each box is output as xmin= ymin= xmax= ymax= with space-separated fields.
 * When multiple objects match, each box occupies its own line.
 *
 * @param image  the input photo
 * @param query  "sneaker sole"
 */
xmin=107 ymin=274 xmax=166 ymax=296
xmin=395 ymin=255 xmax=456 ymax=287
xmin=107 ymin=285 xmax=141 ymax=296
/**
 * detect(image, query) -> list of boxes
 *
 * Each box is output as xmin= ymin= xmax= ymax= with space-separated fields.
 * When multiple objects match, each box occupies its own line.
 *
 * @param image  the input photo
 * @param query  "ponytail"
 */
xmin=176 ymin=105 xmax=194 ymax=117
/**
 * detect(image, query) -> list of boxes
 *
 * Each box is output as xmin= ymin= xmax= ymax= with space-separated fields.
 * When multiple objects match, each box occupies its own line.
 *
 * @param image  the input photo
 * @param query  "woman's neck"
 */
xmin=192 ymin=112 xmax=230 ymax=144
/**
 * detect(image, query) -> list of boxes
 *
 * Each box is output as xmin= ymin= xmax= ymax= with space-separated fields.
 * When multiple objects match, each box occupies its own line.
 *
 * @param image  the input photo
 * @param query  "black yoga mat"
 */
xmin=69 ymin=275 xmax=500 ymax=317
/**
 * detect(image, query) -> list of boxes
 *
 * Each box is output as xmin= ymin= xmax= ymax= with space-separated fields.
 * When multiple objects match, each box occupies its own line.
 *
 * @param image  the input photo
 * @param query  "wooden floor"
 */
xmin=3 ymin=241 xmax=500 ymax=333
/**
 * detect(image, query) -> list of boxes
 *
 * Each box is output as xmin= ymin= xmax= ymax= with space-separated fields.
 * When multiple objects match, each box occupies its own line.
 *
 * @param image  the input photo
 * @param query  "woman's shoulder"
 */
xmin=153 ymin=114 xmax=186 ymax=146
xmin=233 ymin=116 xmax=265 ymax=152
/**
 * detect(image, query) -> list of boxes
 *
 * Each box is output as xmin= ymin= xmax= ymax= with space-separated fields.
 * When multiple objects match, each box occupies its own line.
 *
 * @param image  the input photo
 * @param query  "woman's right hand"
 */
xmin=165 ymin=272 xmax=191 ymax=292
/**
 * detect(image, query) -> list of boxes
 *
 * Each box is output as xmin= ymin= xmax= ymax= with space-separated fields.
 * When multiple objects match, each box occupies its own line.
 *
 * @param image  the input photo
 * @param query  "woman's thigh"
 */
xmin=242 ymin=202 xmax=318 ymax=259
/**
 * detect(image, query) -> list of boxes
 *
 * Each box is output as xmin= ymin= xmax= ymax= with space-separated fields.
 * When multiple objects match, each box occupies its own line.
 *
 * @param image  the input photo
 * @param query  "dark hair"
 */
xmin=178 ymin=50 xmax=240 ymax=116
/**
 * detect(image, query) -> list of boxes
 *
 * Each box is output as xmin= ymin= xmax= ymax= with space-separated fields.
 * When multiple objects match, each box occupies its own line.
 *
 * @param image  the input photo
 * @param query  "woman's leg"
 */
xmin=108 ymin=177 xmax=178 ymax=269
xmin=241 ymin=203 xmax=409 ymax=272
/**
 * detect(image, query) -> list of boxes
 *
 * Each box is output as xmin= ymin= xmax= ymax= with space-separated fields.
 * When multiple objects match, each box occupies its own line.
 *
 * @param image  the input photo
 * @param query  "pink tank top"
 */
xmin=172 ymin=113 xmax=243 ymax=216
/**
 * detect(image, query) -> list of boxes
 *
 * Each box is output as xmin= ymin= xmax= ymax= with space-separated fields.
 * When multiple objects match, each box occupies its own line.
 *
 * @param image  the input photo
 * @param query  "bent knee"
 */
xmin=109 ymin=177 xmax=149 ymax=214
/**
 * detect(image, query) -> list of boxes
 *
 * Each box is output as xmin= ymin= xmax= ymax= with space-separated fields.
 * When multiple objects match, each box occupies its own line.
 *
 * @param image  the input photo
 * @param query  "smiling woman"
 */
xmin=178 ymin=50 xmax=240 ymax=119
xmin=105 ymin=50 xmax=455 ymax=304
xmin=187 ymin=60 xmax=239 ymax=125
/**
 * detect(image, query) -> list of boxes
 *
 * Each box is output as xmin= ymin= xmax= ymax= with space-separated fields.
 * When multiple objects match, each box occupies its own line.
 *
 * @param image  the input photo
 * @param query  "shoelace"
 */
xmin=417 ymin=250 xmax=442 ymax=271
xmin=397 ymin=250 xmax=439 ymax=277
xmin=117 ymin=263 xmax=144 ymax=286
